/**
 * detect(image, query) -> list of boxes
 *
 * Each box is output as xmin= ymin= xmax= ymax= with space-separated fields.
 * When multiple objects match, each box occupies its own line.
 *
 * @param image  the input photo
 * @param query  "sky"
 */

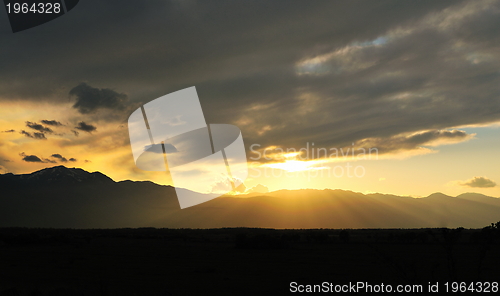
xmin=1 ymin=0 xmax=500 ymax=197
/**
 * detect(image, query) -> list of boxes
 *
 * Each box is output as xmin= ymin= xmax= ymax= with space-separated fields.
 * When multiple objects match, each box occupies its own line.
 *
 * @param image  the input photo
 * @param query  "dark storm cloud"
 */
xmin=26 ymin=121 xmax=53 ymax=133
xmin=72 ymin=130 xmax=80 ymax=137
xmin=69 ymin=158 xmax=77 ymax=162
xmin=75 ymin=122 xmax=97 ymax=133
xmin=20 ymin=130 xmax=47 ymax=140
xmin=2 ymin=130 xmax=15 ymax=133
xmin=41 ymin=120 xmax=63 ymax=126
xmin=3 ymin=0 xmax=500 ymax=154
xmin=70 ymin=83 xmax=128 ymax=114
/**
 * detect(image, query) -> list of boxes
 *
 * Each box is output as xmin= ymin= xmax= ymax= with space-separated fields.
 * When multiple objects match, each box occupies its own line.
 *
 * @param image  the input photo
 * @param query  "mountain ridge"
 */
xmin=2 ymin=166 xmax=498 ymax=199
xmin=1 ymin=166 xmax=499 ymax=229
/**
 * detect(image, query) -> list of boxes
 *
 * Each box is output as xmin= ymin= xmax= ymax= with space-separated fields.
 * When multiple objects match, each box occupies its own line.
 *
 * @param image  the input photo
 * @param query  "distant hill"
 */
xmin=1 ymin=166 xmax=499 ymax=228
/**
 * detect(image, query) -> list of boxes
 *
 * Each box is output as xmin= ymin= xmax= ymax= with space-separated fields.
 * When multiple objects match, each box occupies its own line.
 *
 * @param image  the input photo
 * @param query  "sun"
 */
xmin=263 ymin=159 xmax=328 ymax=172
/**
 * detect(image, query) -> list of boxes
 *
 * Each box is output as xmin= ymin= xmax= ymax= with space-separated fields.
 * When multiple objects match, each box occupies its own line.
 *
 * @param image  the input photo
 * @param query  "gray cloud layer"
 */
xmin=1 ymin=0 xmax=498 ymax=153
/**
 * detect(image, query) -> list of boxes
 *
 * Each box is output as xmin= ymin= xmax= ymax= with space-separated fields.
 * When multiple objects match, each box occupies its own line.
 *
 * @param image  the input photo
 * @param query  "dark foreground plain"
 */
xmin=1 ymin=227 xmax=500 ymax=295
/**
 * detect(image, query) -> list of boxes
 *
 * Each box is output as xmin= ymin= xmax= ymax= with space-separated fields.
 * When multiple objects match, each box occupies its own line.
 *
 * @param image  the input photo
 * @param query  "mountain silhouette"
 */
xmin=1 ymin=166 xmax=500 ymax=228
xmin=0 ymin=165 xmax=113 ymax=186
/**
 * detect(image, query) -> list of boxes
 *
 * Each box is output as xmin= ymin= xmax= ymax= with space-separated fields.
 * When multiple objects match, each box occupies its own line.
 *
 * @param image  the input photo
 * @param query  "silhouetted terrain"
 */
xmin=2 ymin=167 xmax=500 ymax=294
xmin=1 ymin=226 xmax=500 ymax=295
xmin=1 ymin=166 xmax=500 ymax=228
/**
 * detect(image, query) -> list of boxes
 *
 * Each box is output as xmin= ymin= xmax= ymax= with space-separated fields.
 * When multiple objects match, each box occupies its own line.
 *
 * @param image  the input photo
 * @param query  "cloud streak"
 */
xmin=26 ymin=121 xmax=53 ymax=133
xmin=20 ymin=153 xmax=44 ymax=163
xmin=459 ymin=177 xmax=497 ymax=188
xmin=51 ymin=154 xmax=78 ymax=163
xmin=75 ymin=122 xmax=97 ymax=133
xmin=20 ymin=130 xmax=47 ymax=140
xmin=355 ymin=129 xmax=475 ymax=155
xmin=51 ymin=154 xmax=68 ymax=162
xmin=41 ymin=120 xmax=63 ymax=126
